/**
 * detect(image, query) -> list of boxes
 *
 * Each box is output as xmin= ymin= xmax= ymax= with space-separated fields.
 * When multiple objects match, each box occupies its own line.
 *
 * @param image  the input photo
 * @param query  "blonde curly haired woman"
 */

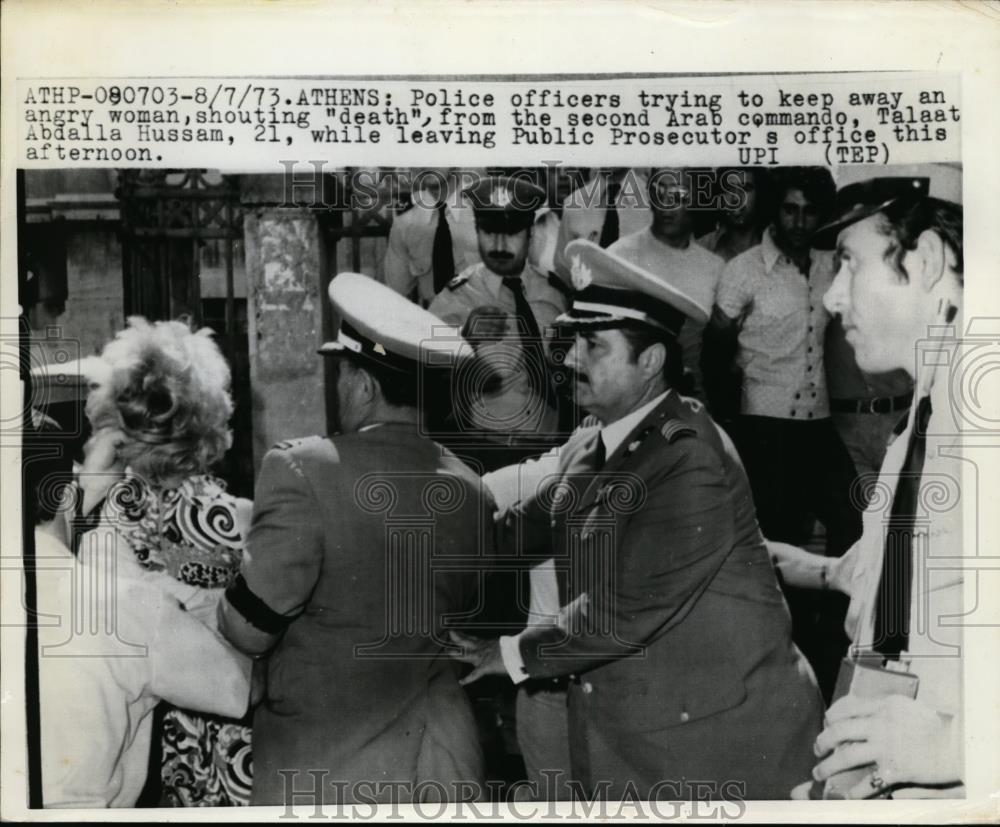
xmin=75 ymin=317 xmax=254 ymax=806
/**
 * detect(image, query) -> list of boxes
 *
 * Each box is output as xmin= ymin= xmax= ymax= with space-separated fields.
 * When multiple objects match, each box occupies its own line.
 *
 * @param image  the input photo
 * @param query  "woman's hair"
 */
xmin=87 ymin=317 xmax=233 ymax=486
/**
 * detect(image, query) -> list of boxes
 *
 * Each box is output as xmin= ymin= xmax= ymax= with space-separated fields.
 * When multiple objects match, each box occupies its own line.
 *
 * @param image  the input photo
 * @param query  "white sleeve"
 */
xmin=499 ymin=633 xmax=531 ymax=685
xmin=148 ymin=588 xmax=253 ymax=719
xmin=482 ymin=444 xmax=562 ymax=512
xmin=40 ymin=658 xmax=128 ymax=808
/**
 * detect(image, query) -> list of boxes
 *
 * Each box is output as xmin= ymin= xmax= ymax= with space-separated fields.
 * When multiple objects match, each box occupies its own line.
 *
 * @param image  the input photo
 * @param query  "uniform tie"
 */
xmin=598 ymin=178 xmax=622 ymax=248
xmin=432 ymin=201 xmax=455 ymax=295
xmin=873 ymin=395 xmax=932 ymax=659
xmin=502 ymin=276 xmax=554 ymax=407
xmin=590 ymin=431 xmax=607 ymax=472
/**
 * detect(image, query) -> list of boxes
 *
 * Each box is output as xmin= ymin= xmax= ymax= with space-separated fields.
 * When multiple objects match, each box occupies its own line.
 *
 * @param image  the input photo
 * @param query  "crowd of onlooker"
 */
xmin=22 ymin=164 xmax=966 ymax=807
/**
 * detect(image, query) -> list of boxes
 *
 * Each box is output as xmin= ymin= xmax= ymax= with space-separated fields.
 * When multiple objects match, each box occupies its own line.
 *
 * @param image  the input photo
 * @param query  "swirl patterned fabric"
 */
xmin=103 ymin=472 xmax=252 ymax=806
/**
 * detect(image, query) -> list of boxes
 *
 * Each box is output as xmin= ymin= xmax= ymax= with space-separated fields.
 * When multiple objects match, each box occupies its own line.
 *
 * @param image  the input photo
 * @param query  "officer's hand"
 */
xmin=811 ymin=694 xmax=962 ymax=796
xmin=448 ymin=630 xmax=507 ymax=686
xmin=789 ymin=780 xmax=814 ymax=800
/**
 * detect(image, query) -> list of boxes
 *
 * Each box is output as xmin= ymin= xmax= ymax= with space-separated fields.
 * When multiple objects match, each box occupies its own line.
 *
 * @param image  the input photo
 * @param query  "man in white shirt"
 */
xmin=609 ymin=167 xmax=726 ymax=400
xmin=453 ymin=239 xmax=822 ymax=802
xmin=770 ymin=178 xmax=966 ymax=799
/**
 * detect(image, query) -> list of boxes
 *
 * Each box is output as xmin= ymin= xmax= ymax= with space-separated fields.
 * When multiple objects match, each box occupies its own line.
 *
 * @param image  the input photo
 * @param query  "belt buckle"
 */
xmin=870 ymin=397 xmax=891 ymax=414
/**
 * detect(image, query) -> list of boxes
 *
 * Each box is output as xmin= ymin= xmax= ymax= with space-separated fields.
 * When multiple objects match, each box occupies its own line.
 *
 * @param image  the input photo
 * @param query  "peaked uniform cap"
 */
xmin=464 ymin=175 xmax=546 ymax=233
xmin=319 ymin=272 xmax=473 ymax=371
xmin=814 ymin=176 xmax=931 ymax=247
xmin=555 ymin=239 xmax=709 ymax=338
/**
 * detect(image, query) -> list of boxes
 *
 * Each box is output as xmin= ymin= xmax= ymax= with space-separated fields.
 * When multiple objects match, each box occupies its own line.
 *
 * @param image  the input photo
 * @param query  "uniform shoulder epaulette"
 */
xmin=678 ymin=394 xmax=706 ymax=414
xmin=446 ymin=272 xmax=470 ymax=290
xmin=272 ymin=434 xmax=324 ymax=452
xmin=660 ymin=419 xmax=698 ymax=444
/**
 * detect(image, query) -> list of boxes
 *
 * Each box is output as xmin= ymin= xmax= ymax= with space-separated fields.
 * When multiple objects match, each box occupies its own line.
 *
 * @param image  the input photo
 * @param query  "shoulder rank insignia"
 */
xmin=679 ymin=395 xmax=705 ymax=414
xmin=272 ymin=434 xmax=321 ymax=451
xmin=447 ymin=272 xmax=470 ymax=290
xmin=660 ymin=420 xmax=697 ymax=443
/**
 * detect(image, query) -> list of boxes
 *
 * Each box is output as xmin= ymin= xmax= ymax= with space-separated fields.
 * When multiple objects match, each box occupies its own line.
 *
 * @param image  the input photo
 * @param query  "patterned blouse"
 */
xmin=99 ymin=471 xmax=252 ymax=806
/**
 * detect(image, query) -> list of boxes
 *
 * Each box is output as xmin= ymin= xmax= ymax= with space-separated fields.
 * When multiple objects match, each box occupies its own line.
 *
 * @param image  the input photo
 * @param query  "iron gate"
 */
xmin=116 ymin=170 xmax=254 ymax=497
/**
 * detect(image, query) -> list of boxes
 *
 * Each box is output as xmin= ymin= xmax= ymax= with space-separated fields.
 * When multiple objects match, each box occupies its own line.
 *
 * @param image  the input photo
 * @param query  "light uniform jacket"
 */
xmin=552 ymin=170 xmax=651 ymax=283
xmin=382 ymin=196 xmax=481 ymax=306
xmin=502 ymin=392 xmax=823 ymax=800
xmin=837 ymin=308 xmax=966 ymax=798
xmin=428 ymin=261 xmax=568 ymax=336
xmin=220 ymin=425 xmax=493 ymax=804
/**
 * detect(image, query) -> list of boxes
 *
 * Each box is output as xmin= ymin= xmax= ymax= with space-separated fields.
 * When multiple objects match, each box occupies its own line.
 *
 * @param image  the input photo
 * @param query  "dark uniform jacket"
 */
xmin=222 ymin=424 xmax=492 ymax=804
xmin=505 ymin=392 xmax=823 ymax=800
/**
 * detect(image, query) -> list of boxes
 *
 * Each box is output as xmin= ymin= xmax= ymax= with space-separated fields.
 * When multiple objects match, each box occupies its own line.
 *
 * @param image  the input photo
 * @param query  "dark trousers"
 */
xmin=735 ymin=415 xmax=864 ymax=702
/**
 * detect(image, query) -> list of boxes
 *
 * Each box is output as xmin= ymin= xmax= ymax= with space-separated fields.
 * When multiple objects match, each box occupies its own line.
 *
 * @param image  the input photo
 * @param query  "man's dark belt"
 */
xmin=829 ymin=392 xmax=913 ymax=415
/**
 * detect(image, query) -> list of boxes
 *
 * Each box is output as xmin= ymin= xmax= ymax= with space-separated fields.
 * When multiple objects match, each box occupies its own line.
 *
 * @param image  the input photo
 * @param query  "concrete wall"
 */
xmin=243 ymin=197 xmax=326 ymax=467
xmin=63 ymin=228 xmax=125 ymax=357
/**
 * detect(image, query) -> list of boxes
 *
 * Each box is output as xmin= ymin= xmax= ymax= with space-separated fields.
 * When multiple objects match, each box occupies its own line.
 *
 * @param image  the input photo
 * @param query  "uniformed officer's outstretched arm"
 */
xmin=219 ymin=447 xmax=324 ymax=656
xmin=517 ymin=434 xmax=737 ymax=679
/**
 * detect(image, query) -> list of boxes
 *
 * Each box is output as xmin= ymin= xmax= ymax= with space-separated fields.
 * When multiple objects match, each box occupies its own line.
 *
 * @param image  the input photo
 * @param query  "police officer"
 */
xmin=429 ymin=175 xmax=571 ymax=453
xmin=381 ymin=167 xmax=482 ymax=307
xmin=453 ymin=240 xmax=823 ymax=801
xmin=220 ymin=273 xmax=493 ymax=805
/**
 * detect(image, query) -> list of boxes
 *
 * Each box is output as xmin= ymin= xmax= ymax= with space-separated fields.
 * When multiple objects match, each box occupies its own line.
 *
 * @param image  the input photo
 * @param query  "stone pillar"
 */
xmin=242 ymin=176 xmax=326 ymax=469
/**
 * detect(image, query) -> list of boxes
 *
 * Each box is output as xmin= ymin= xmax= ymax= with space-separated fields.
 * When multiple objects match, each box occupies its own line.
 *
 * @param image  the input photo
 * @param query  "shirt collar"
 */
xmin=760 ymin=225 xmax=817 ymax=275
xmin=600 ymin=390 xmax=671 ymax=457
xmin=760 ymin=226 xmax=784 ymax=273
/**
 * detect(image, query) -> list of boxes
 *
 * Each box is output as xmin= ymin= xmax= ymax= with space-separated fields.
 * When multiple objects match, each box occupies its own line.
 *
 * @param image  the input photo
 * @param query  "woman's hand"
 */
xmin=811 ymin=694 xmax=962 ymax=796
xmin=78 ymin=427 xmax=127 ymax=514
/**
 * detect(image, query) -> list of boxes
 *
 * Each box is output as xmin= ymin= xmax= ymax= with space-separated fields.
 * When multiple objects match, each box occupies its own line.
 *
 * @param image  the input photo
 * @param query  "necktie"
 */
xmin=502 ymin=277 xmax=554 ymax=407
xmin=598 ymin=178 xmax=622 ymax=248
xmin=873 ymin=395 xmax=932 ymax=658
xmin=432 ymin=202 xmax=455 ymax=295
xmin=591 ymin=431 xmax=607 ymax=472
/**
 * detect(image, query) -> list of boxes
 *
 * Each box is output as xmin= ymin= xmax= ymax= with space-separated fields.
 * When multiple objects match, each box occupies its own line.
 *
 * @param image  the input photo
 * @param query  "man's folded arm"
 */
xmin=219 ymin=448 xmax=324 ymax=655
xmin=515 ymin=442 xmax=736 ymax=680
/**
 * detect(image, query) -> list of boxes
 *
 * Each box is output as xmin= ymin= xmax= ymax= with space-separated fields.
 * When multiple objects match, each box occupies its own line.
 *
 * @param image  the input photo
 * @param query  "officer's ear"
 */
xmin=352 ymin=363 xmax=379 ymax=405
xmin=637 ymin=341 xmax=666 ymax=381
xmin=909 ymin=228 xmax=948 ymax=293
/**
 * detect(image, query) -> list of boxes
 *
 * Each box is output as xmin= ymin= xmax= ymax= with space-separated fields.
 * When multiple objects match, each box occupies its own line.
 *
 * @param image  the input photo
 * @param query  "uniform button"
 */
xmin=550 ymin=519 xmax=557 ymax=528
xmin=795 ymin=393 xmax=801 ymax=400
xmin=679 ymin=711 xmax=690 ymax=723
xmin=807 ymin=412 xmax=813 ymax=419
xmin=581 ymin=682 xmax=594 ymax=694
xmin=790 ymin=410 xmax=796 ymax=417
xmin=811 ymin=392 xmax=817 ymax=398
xmin=807 ymin=366 xmax=813 ymax=372
xmin=807 ymin=347 xmax=813 ymax=353
xmin=808 ymin=325 xmax=813 ymax=332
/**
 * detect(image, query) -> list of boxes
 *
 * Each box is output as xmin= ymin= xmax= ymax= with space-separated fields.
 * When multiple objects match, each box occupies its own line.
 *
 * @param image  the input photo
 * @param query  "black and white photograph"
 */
xmin=2 ymin=2 xmax=998 ymax=822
